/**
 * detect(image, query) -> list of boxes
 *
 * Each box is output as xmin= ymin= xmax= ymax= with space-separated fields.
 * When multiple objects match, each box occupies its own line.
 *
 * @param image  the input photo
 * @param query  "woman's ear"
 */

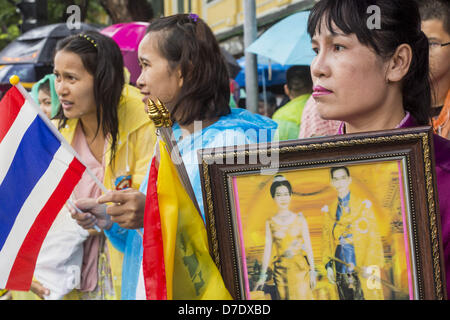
xmin=177 ymin=66 xmax=184 ymax=88
xmin=284 ymin=84 xmax=290 ymax=98
xmin=385 ymin=43 xmax=413 ymax=83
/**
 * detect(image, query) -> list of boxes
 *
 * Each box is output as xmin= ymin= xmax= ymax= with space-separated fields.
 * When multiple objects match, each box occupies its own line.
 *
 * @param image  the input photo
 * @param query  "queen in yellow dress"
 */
xmin=255 ymin=175 xmax=316 ymax=300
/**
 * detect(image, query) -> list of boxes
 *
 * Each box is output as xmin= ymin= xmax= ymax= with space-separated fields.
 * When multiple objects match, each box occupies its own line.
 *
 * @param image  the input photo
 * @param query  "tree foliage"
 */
xmin=0 ymin=0 xmax=21 ymax=50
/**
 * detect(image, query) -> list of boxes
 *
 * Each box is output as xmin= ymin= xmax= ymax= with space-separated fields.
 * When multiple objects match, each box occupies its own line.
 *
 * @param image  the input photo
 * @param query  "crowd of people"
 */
xmin=1 ymin=0 xmax=449 ymax=300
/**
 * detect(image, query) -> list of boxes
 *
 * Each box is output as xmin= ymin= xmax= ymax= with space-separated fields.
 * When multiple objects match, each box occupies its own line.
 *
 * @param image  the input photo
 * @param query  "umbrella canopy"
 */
xmin=234 ymin=56 xmax=291 ymax=88
xmin=101 ymin=22 xmax=150 ymax=84
xmin=0 ymin=23 xmax=99 ymax=65
xmin=246 ymin=11 xmax=315 ymax=66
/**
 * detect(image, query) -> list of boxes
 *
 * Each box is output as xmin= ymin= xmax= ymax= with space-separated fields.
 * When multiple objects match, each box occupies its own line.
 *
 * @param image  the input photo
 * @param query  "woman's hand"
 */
xmin=68 ymin=198 xmax=112 ymax=230
xmin=30 ymin=281 xmax=50 ymax=300
xmin=97 ymin=188 xmax=146 ymax=229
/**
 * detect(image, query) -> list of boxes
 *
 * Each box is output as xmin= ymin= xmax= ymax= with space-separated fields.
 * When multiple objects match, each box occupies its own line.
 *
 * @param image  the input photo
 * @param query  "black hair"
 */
xmin=330 ymin=166 xmax=350 ymax=179
xmin=419 ymin=0 xmax=450 ymax=35
xmin=54 ymin=31 xmax=124 ymax=164
xmin=258 ymin=91 xmax=277 ymax=106
xmin=145 ymin=14 xmax=230 ymax=126
xmin=270 ymin=175 xmax=293 ymax=198
xmin=38 ymin=79 xmax=51 ymax=95
xmin=308 ymin=0 xmax=431 ymax=125
xmin=286 ymin=65 xmax=313 ymax=97
xmin=258 ymin=91 xmax=277 ymax=117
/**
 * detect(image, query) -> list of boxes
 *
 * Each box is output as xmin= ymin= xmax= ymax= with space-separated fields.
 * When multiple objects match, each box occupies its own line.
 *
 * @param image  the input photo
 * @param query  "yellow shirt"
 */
xmin=321 ymin=189 xmax=385 ymax=300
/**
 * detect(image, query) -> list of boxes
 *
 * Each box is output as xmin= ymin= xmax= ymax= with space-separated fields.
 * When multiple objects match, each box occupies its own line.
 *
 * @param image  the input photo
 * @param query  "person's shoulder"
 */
xmin=118 ymin=84 xmax=153 ymax=132
xmin=272 ymin=94 xmax=310 ymax=121
xmin=204 ymin=108 xmax=277 ymax=145
xmin=57 ymin=118 xmax=78 ymax=141
xmin=433 ymin=134 xmax=450 ymax=173
xmin=119 ymin=84 xmax=146 ymax=111
xmin=223 ymin=108 xmax=277 ymax=127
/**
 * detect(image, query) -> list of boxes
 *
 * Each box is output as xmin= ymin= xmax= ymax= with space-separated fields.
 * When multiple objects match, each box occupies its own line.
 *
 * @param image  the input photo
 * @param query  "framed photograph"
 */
xmin=198 ymin=126 xmax=446 ymax=300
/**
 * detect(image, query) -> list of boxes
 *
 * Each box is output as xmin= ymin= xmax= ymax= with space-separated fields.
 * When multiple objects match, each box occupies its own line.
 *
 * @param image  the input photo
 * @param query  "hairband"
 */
xmin=79 ymin=33 xmax=97 ymax=48
xmin=273 ymin=175 xmax=287 ymax=182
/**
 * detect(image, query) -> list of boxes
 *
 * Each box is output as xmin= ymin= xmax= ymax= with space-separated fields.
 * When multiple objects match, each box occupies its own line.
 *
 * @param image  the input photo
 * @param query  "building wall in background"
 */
xmin=163 ymin=0 xmax=317 ymax=56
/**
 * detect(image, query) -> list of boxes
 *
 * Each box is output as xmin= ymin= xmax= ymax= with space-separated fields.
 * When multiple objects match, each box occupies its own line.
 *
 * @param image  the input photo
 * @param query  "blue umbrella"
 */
xmin=234 ymin=56 xmax=291 ymax=88
xmin=0 ymin=23 xmax=99 ymax=65
xmin=246 ymin=11 xmax=315 ymax=66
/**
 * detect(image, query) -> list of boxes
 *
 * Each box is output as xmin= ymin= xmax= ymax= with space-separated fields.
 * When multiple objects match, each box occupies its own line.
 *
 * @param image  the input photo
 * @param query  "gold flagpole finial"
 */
xmin=146 ymin=98 xmax=164 ymax=127
xmin=155 ymin=98 xmax=172 ymax=127
xmin=146 ymin=97 xmax=201 ymax=215
xmin=9 ymin=75 xmax=20 ymax=86
xmin=146 ymin=97 xmax=172 ymax=128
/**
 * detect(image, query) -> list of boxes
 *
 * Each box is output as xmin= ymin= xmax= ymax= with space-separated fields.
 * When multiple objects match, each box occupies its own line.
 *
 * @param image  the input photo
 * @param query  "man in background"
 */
xmin=272 ymin=65 xmax=312 ymax=140
xmin=420 ymin=0 xmax=450 ymax=138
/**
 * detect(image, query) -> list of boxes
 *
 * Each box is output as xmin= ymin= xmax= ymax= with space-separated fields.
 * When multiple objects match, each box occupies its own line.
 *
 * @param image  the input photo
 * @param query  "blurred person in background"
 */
xmin=272 ymin=65 xmax=312 ymax=140
xmin=258 ymin=91 xmax=278 ymax=118
xmin=419 ymin=0 xmax=450 ymax=139
xmin=298 ymin=96 xmax=341 ymax=138
xmin=31 ymin=74 xmax=60 ymax=119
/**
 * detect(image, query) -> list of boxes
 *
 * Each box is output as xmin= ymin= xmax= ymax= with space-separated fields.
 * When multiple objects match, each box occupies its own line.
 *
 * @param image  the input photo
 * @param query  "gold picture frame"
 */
xmin=198 ymin=126 xmax=446 ymax=300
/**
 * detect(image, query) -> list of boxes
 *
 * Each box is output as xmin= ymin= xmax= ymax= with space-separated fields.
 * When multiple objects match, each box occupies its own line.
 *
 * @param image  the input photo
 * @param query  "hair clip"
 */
xmin=79 ymin=33 xmax=97 ymax=48
xmin=188 ymin=13 xmax=199 ymax=22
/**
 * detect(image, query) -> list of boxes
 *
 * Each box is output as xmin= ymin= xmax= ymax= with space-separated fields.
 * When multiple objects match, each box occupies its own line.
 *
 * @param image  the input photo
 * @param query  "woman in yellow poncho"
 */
xmin=12 ymin=31 xmax=155 ymax=300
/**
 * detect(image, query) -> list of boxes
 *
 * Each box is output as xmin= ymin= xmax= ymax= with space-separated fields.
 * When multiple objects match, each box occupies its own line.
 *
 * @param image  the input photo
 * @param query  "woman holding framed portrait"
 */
xmin=254 ymin=175 xmax=316 ymax=300
xmin=307 ymin=0 xmax=450 ymax=298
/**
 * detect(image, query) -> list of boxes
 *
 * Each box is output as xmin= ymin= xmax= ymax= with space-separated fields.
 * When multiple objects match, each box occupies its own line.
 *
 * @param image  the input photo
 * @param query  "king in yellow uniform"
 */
xmin=321 ymin=167 xmax=384 ymax=300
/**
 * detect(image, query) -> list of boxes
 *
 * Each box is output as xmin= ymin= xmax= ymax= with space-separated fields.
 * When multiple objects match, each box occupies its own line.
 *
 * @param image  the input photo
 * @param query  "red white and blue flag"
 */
xmin=0 ymin=86 xmax=85 ymax=291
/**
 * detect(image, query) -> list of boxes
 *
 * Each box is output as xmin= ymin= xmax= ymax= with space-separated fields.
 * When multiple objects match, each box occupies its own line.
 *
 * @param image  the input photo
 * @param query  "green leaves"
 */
xmin=0 ymin=0 xmax=20 ymax=50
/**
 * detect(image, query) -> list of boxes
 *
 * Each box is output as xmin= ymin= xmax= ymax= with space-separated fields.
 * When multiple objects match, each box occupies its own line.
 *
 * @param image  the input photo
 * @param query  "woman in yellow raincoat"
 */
xmin=13 ymin=31 xmax=155 ymax=300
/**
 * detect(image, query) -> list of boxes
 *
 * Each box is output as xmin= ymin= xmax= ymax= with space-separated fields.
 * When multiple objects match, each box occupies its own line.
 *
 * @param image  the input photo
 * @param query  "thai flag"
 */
xmin=0 ymin=86 xmax=85 ymax=291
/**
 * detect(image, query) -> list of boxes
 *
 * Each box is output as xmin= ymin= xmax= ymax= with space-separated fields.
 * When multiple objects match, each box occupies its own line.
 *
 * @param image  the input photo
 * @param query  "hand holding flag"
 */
xmin=67 ymin=198 xmax=110 ymax=231
xmin=97 ymin=188 xmax=147 ymax=229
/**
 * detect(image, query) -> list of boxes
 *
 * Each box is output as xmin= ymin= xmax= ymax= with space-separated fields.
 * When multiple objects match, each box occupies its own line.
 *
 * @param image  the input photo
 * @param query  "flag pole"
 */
xmin=146 ymin=98 xmax=202 ymax=215
xmin=9 ymin=75 xmax=108 ymax=194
